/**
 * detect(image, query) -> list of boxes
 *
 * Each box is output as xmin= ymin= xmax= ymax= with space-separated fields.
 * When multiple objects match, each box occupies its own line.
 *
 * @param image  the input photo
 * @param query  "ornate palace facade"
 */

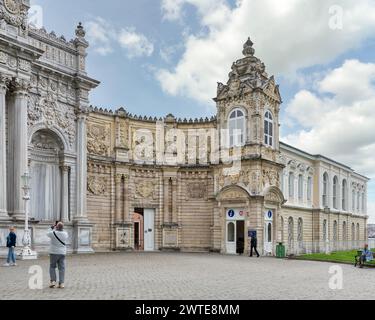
xmin=0 ymin=1 xmax=369 ymax=256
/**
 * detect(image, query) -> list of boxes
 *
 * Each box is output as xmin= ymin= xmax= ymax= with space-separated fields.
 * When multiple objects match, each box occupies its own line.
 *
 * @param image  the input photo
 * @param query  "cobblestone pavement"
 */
xmin=0 ymin=252 xmax=374 ymax=300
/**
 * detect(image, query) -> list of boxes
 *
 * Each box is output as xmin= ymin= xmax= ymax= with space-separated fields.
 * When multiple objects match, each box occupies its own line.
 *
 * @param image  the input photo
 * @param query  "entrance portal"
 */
xmin=225 ymin=208 xmax=246 ymax=255
xmin=133 ymin=208 xmax=155 ymax=251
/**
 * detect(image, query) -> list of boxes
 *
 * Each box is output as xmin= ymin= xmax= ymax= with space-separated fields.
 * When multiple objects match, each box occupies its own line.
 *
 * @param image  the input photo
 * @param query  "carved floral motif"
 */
xmin=135 ymin=181 xmax=155 ymax=199
xmin=187 ymin=182 xmax=206 ymax=199
xmin=87 ymin=176 xmax=108 ymax=196
xmin=27 ymin=93 xmax=76 ymax=147
xmin=87 ymin=123 xmax=110 ymax=156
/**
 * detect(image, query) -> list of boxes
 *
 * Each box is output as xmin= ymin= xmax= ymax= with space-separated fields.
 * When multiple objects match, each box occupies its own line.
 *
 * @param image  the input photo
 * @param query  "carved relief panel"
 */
xmin=28 ymin=93 xmax=76 ymax=149
xmin=87 ymin=175 xmax=108 ymax=196
xmin=87 ymin=123 xmax=111 ymax=156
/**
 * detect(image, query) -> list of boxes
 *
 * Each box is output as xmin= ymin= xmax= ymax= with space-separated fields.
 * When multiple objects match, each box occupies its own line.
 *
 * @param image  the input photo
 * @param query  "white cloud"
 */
xmin=158 ymin=0 xmax=375 ymax=105
xmin=86 ymin=17 xmax=116 ymax=56
xmin=283 ymin=60 xmax=375 ymax=179
xmin=119 ymin=28 xmax=154 ymax=58
xmin=85 ymin=18 xmax=154 ymax=58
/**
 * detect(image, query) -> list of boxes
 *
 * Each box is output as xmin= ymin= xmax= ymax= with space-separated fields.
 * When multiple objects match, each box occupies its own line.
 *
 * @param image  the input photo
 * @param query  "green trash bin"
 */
xmin=276 ymin=242 xmax=285 ymax=258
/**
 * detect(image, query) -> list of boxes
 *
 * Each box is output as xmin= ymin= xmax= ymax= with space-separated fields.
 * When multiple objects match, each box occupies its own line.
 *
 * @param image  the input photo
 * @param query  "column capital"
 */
xmin=0 ymin=74 xmax=11 ymax=93
xmin=10 ymin=78 xmax=30 ymax=96
xmin=60 ymin=165 xmax=70 ymax=172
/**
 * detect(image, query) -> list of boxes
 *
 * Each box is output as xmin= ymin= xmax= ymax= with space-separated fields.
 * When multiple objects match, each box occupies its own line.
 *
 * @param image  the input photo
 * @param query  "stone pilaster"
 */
xmin=115 ymin=174 xmax=123 ymax=224
xmin=60 ymin=165 xmax=70 ymax=222
xmin=76 ymin=112 xmax=88 ymax=220
xmin=9 ymin=78 xmax=30 ymax=219
xmin=123 ymin=174 xmax=130 ymax=223
xmin=163 ymin=178 xmax=170 ymax=225
xmin=171 ymin=178 xmax=178 ymax=224
xmin=0 ymin=74 xmax=10 ymax=219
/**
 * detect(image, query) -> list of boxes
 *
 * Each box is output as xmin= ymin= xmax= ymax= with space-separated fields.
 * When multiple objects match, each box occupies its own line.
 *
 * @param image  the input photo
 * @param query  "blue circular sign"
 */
xmin=268 ymin=210 xmax=273 ymax=219
xmin=228 ymin=209 xmax=235 ymax=218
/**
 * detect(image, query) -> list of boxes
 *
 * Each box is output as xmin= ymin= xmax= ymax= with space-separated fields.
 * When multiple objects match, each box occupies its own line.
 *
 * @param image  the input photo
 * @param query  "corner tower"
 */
xmin=215 ymin=38 xmax=282 ymax=161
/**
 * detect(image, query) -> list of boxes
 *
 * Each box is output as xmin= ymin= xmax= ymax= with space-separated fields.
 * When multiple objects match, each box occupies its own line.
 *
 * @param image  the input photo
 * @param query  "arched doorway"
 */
xmin=29 ymin=129 xmax=68 ymax=222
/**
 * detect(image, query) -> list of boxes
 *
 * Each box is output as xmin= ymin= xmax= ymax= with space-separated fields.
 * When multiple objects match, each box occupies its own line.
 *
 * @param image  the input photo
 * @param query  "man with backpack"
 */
xmin=47 ymin=222 xmax=68 ymax=289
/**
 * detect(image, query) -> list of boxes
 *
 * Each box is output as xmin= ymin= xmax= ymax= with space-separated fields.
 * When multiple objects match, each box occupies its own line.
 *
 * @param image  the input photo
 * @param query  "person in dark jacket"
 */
xmin=250 ymin=235 xmax=260 ymax=258
xmin=3 ymin=226 xmax=17 ymax=267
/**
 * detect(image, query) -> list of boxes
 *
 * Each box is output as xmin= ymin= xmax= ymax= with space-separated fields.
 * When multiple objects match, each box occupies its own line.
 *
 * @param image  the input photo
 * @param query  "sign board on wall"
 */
xmin=264 ymin=210 xmax=273 ymax=221
xmin=227 ymin=209 xmax=247 ymax=221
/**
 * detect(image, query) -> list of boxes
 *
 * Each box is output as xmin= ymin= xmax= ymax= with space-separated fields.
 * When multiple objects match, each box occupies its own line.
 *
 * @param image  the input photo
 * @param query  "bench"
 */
xmin=354 ymin=250 xmax=375 ymax=268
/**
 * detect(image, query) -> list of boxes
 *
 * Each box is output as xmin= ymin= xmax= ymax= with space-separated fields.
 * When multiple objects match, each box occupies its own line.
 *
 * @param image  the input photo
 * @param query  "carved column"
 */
xmin=60 ymin=165 xmax=70 ymax=222
xmin=0 ymin=75 xmax=10 ymax=219
xmin=123 ymin=174 xmax=130 ymax=223
xmin=163 ymin=178 xmax=170 ymax=225
xmin=76 ymin=112 xmax=88 ymax=219
xmin=9 ymin=78 xmax=29 ymax=219
xmin=171 ymin=178 xmax=178 ymax=224
xmin=115 ymin=174 xmax=123 ymax=224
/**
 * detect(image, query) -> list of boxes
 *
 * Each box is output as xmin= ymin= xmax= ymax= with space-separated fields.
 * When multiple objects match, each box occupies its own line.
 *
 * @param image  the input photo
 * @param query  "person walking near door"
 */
xmin=250 ymin=235 xmax=260 ymax=258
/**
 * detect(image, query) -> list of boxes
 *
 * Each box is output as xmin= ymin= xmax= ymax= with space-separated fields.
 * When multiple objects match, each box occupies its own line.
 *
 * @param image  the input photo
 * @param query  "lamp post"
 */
xmin=324 ymin=206 xmax=330 ymax=255
xmin=18 ymin=172 xmax=37 ymax=260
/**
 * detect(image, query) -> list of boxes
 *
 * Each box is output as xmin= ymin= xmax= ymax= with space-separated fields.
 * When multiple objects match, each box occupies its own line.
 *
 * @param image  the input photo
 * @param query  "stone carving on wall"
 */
xmin=218 ymin=169 xmax=252 ymax=191
xmin=0 ymin=0 xmax=28 ymax=32
xmin=28 ymin=93 xmax=76 ymax=148
xmin=119 ymin=122 xmax=128 ymax=148
xmin=187 ymin=182 xmax=206 ymax=199
xmin=87 ymin=175 xmax=108 ymax=196
xmin=264 ymin=191 xmax=280 ymax=203
xmin=135 ymin=181 xmax=155 ymax=199
xmin=262 ymin=169 xmax=279 ymax=188
xmin=216 ymin=38 xmax=281 ymax=103
xmin=250 ymin=171 xmax=261 ymax=195
xmin=220 ymin=189 xmax=248 ymax=201
xmin=87 ymin=123 xmax=110 ymax=156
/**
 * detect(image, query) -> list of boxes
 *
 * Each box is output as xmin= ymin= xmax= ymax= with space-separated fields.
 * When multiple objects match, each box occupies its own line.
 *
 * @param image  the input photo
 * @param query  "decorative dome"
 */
xmin=242 ymin=37 xmax=255 ymax=57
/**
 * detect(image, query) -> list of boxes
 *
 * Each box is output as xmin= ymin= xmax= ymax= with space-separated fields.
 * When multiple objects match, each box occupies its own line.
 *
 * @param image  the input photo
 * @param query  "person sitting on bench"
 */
xmin=361 ymin=244 xmax=373 ymax=266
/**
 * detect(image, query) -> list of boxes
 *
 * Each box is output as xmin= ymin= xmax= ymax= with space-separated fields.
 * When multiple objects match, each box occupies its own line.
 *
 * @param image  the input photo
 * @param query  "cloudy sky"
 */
xmin=30 ymin=0 xmax=375 ymax=222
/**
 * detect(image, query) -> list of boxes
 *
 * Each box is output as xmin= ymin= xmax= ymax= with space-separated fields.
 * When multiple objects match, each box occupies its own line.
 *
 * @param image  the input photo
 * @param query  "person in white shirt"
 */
xmin=46 ymin=222 xmax=68 ymax=289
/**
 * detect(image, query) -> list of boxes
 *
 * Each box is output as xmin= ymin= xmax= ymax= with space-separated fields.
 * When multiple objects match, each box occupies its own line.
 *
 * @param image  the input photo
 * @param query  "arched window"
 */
xmin=322 ymin=172 xmax=329 ymax=207
xmin=323 ymin=220 xmax=327 ymax=241
xmin=357 ymin=192 xmax=360 ymax=212
xmin=228 ymin=108 xmax=245 ymax=147
xmin=356 ymin=223 xmax=360 ymax=241
xmin=288 ymin=217 xmax=294 ymax=250
xmin=307 ymin=177 xmax=312 ymax=202
xmin=280 ymin=170 xmax=285 ymax=194
xmin=297 ymin=218 xmax=303 ymax=243
xmin=264 ymin=111 xmax=274 ymax=147
xmin=351 ymin=223 xmax=355 ymax=241
xmin=288 ymin=172 xmax=295 ymax=199
xmin=298 ymin=174 xmax=303 ymax=202
xmin=333 ymin=220 xmax=338 ymax=242
xmin=267 ymin=223 xmax=272 ymax=242
xmin=362 ymin=192 xmax=365 ymax=213
xmin=342 ymin=221 xmax=347 ymax=242
xmin=227 ymin=222 xmax=235 ymax=242
xmin=333 ymin=176 xmax=338 ymax=209
xmin=342 ymin=179 xmax=347 ymax=211
xmin=352 ymin=190 xmax=356 ymax=212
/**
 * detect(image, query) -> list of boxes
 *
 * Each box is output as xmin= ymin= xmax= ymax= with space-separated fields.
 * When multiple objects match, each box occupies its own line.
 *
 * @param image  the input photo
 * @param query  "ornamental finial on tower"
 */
xmin=242 ymin=37 xmax=255 ymax=57
xmin=75 ymin=22 xmax=86 ymax=38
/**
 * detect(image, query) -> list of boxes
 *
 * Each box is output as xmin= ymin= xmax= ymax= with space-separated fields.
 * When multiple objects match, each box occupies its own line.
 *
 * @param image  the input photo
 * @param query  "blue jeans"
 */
xmin=50 ymin=254 xmax=66 ymax=284
xmin=7 ymin=247 xmax=16 ymax=264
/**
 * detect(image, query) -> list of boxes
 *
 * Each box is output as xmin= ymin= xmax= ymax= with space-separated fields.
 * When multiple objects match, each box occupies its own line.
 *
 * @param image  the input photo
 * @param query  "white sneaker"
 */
xmin=49 ymin=281 xmax=57 ymax=288
xmin=2 ymin=263 xmax=10 ymax=267
xmin=11 ymin=263 xmax=17 ymax=266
